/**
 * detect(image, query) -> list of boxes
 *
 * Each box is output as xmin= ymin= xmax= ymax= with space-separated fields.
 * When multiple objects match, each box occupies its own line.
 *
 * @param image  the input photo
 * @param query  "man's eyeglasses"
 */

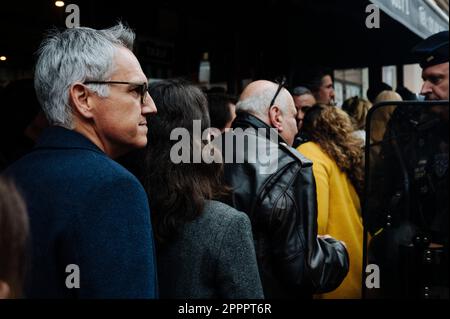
xmin=83 ymin=81 xmax=148 ymax=104
xmin=270 ymin=76 xmax=287 ymax=107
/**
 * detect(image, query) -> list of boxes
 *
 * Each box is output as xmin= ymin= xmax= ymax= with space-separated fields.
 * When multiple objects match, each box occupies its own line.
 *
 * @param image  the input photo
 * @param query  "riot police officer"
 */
xmin=367 ymin=31 xmax=448 ymax=299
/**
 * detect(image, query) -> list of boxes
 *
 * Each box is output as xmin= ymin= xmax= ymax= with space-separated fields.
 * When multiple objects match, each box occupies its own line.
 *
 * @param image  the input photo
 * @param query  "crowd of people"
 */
xmin=0 ymin=24 xmax=448 ymax=299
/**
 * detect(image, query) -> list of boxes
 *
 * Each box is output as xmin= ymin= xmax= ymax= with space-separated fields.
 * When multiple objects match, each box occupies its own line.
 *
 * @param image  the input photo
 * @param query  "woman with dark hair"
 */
xmin=0 ymin=177 xmax=29 ymax=299
xmin=143 ymin=79 xmax=263 ymax=299
xmin=297 ymin=104 xmax=364 ymax=299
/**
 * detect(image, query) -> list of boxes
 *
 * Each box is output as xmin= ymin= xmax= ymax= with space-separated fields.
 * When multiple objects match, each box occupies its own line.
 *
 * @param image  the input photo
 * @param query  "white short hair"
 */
xmin=34 ymin=23 xmax=135 ymax=129
xmin=236 ymin=87 xmax=290 ymax=118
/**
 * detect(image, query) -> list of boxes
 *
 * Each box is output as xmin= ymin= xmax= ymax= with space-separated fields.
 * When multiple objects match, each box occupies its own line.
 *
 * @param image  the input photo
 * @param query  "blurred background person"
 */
xmin=309 ymin=68 xmax=336 ymax=106
xmin=291 ymin=86 xmax=317 ymax=148
xmin=366 ymin=82 xmax=392 ymax=104
xmin=0 ymin=177 xmax=29 ymax=299
xmin=342 ymin=96 xmax=372 ymax=145
xmin=370 ymin=90 xmax=403 ymax=149
xmin=292 ymin=67 xmax=336 ymax=106
xmin=297 ymin=104 xmax=364 ymax=299
xmin=396 ymin=85 xmax=419 ymax=101
xmin=0 ymin=79 xmax=48 ymax=172
xmin=292 ymin=86 xmax=316 ymax=131
xmin=206 ymin=92 xmax=237 ymax=132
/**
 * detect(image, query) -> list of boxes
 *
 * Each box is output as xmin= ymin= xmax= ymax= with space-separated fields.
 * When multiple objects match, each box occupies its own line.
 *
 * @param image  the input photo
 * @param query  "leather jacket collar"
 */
xmin=232 ymin=112 xmax=290 ymax=146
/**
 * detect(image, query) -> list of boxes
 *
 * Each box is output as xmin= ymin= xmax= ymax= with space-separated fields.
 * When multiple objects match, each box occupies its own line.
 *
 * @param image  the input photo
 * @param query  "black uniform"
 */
xmin=366 ymin=30 xmax=449 ymax=299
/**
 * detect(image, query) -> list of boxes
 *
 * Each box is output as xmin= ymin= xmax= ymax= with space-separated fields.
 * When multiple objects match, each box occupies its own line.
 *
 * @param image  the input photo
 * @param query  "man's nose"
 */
xmin=420 ymin=81 xmax=432 ymax=96
xmin=142 ymin=92 xmax=157 ymax=115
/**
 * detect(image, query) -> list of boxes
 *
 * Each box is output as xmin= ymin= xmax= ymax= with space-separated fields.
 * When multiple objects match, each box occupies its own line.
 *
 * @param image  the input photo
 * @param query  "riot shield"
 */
xmin=362 ymin=100 xmax=449 ymax=299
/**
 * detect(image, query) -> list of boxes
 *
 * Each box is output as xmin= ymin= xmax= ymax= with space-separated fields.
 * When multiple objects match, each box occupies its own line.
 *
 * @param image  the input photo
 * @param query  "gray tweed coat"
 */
xmin=157 ymin=200 xmax=264 ymax=299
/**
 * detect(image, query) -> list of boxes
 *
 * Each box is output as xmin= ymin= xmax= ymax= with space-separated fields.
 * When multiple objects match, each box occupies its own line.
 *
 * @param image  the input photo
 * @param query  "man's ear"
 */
xmin=0 ymin=280 xmax=11 ymax=299
xmin=268 ymin=105 xmax=283 ymax=132
xmin=69 ymin=83 xmax=95 ymax=120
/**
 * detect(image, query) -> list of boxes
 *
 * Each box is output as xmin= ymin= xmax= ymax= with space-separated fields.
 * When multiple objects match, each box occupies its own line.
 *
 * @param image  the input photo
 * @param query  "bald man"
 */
xmin=237 ymin=80 xmax=299 ymax=145
xmin=220 ymin=80 xmax=349 ymax=299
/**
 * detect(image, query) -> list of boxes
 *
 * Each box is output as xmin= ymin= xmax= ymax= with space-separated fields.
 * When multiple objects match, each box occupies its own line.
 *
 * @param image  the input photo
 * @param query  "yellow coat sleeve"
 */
xmin=297 ymin=143 xmax=330 ymax=235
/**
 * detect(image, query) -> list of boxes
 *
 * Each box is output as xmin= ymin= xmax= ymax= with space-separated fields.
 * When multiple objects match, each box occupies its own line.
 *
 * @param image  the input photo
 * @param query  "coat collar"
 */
xmin=232 ymin=112 xmax=290 ymax=146
xmin=34 ymin=126 xmax=105 ymax=155
xmin=231 ymin=112 xmax=312 ymax=166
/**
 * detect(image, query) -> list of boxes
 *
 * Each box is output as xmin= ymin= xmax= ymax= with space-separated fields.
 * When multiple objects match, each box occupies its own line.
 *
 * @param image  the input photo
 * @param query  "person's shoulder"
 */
xmin=81 ymin=158 xmax=148 ymax=216
xmin=298 ymin=142 xmax=333 ymax=166
xmin=6 ymin=148 xmax=140 ymax=187
xmin=69 ymin=153 xmax=143 ymax=195
xmin=59 ymin=149 xmax=134 ymax=179
xmin=96 ymin=155 xmax=136 ymax=179
xmin=202 ymin=201 xmax=253 ymax=246
xmin=53 ymin=150 xmax=145 ymax=199
xmin=203 ymin=200 xmax=251 ymax=226
xmin=297 ymin=142 xmax=324 ymax=157
xmin=180 ymin=201 xmax=251 ymax=248
xmin=298 ymin=141 xmax=325 ymax=158
xmin=298 ymin=141 xmax=318 ymax=152
xmin=278 ymin=142 xmax=312 ymax=168
xmin=92 ymin=158 xmax=145 ymax=193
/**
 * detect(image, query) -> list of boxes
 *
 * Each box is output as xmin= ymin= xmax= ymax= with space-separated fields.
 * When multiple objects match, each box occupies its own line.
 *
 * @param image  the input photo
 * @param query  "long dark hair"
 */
xmin=144 ymin=79 xmax=228 ymax=244
xmin=302 ymin=104 xmax=365 ymax=196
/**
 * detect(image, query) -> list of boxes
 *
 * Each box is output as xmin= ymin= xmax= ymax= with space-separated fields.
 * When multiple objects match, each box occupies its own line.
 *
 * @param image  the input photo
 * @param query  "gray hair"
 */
xmin=236 ymin=87 xmax=290 ymax=119
xmin=291 ymin=86 xmax=312 ymax=97
xmin=34 ymin=23 xmax=136 ymax=129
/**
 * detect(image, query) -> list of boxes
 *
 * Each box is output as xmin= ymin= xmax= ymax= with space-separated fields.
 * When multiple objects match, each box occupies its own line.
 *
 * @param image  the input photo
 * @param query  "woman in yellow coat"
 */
xmin=297 ymin=104 xmax=364 ymax=299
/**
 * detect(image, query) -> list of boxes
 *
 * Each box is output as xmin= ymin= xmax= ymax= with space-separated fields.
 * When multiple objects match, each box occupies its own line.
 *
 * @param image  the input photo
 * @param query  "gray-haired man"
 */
xmin=4 ymin=24 xmax=158 ymax=298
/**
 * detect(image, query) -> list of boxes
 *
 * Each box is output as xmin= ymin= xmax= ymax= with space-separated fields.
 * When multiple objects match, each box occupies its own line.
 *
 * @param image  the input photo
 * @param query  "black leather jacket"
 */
xmin=221 ymin=112 xmax=349 ymax=298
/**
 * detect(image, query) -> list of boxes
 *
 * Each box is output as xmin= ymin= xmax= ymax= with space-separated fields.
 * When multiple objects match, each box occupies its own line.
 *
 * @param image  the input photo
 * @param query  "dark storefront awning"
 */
xmin=370 ymin=0 xmax=449 ymax=39
xmin=1 ymin=0 xmax=447 ymax=90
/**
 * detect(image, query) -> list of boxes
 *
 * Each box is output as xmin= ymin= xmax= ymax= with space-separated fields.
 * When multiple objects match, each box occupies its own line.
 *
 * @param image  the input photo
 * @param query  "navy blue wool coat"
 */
xmin=5 ymin=126 xmax=157 ymax=298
